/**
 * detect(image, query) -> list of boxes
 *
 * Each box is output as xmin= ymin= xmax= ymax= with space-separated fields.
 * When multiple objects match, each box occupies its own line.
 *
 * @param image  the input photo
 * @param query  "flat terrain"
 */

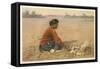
xmin=21 ymin=16 xmax=95 ymax=62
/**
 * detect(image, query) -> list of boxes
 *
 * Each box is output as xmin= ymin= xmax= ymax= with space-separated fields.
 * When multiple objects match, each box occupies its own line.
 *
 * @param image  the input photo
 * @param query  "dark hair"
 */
xmin=49 ymin=19 xmax=59 ymax=26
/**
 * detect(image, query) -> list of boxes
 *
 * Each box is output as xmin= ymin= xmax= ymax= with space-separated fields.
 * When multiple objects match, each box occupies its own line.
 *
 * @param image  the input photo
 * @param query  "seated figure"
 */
xmin=39 ymin=19 xmax=64 ymax=53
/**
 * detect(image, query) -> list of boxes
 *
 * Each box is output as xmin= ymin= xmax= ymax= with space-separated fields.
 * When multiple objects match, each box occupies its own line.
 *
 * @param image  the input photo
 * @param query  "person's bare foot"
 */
xmin=49 ymin=49 xmax=55 ymax=53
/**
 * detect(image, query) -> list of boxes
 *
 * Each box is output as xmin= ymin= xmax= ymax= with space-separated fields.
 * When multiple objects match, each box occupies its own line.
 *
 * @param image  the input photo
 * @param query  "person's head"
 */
xmin=49 ymin=19 xmax=59 ymax=29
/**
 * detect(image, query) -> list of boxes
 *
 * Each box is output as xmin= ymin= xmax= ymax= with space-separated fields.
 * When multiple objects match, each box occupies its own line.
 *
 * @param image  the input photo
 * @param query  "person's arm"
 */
xmin=51 ymin=29 xmax=63 ymax=46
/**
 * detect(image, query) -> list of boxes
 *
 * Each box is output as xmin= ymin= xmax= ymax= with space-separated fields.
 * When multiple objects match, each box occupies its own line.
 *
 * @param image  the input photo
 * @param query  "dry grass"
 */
xmin=22 ymin=40 xmax=94 ymax=61
xmin=21 ymin=17 xmax=95 ymax=62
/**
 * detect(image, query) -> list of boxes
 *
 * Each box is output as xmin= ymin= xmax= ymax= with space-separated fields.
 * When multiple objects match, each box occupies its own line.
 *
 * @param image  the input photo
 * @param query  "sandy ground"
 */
xmin=21 ymin=16 xmax=95 ymax=62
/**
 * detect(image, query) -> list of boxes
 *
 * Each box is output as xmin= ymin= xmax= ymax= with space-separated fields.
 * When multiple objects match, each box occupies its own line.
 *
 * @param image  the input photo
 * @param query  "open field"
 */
xmin=21 ymin=16 xmax=95 ymax=62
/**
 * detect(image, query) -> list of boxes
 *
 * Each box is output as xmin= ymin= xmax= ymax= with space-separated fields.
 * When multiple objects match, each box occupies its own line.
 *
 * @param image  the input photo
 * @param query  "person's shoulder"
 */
xmin=46 ymin=27 xmax=53 ymax=31
xmin=45 ymin=27 xmax=54 ymax=34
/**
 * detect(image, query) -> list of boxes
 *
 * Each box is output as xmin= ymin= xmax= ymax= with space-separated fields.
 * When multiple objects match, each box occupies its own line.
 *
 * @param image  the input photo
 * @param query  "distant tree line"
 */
xmin=22 ymin=10 xmax=94 ymax=18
